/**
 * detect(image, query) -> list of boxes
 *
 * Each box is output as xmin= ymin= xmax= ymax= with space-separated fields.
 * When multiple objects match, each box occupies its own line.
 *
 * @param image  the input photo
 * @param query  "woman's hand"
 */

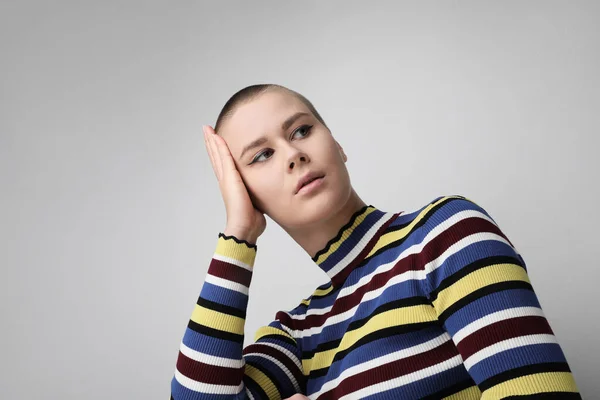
xmin=283 ymin=395 xmax=310 ymax=400
xmin=203 ymin=125 xmax=266 ymax=243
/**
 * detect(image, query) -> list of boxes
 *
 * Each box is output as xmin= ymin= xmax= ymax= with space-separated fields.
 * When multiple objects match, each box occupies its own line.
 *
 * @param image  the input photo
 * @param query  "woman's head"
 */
xmin=214 ymin=84 xmax=356 ymax=231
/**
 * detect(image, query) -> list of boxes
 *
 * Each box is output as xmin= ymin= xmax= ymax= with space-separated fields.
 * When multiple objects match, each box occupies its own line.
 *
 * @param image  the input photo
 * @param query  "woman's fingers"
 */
xmin=203 ymin=126 xmax=222 ymax=181
xmin=209 ymin=127 xmax=238 ymax=176
xmin=203 ymin=129 xmax=215 ymax=175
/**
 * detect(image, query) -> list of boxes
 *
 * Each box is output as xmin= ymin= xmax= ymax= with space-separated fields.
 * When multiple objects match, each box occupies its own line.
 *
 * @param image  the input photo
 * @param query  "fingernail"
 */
xmin=202 ymin=125 xmax=207 ymax=134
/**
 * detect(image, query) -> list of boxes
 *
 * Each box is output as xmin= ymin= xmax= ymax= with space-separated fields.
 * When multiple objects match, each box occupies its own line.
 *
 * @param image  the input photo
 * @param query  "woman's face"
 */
xmin=218 ymin=89 xmax=352 ymax=230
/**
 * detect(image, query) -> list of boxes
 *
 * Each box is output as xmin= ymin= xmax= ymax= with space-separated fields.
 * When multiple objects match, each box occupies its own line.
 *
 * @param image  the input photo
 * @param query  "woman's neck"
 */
xmin=284 ymin=189 xmax=368 ymax=259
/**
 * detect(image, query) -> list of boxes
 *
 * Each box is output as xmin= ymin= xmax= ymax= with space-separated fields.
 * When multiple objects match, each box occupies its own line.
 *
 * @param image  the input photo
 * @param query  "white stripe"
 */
xmin=205 ymin=273 xmax=249 ymax=295
xmin=179 ymin=341 xmax=244 ymax=368
xmin=463 ymin=333 xmax=558 ymax=370
xmin=246 ymin=353 xmax=302 ymax=393
xmin=174 ymin=369 xmax=244 ymax=394
xmin=324 ymin=212 xmax=396 ymax=280
xmin=339 ymin=355 xmax=464 ymax=400
xmin=295 ymin=269 xmax=427 ymax=338
xmin=421 ymin=209 xmax=515 ymax=276
xmin=313 ymin=332 xmax=453 ymax=397
xmin=247 ymin=341 xmax=304 ymax=372
xmin=292 ymin=241 xmax=429 ymax=332
xmin=246 ymin=387 xmax=255 ymax=399
xmin=213 ymin=252 xmax=253 ymax=271
xmin=293 ymin=209 xmax=512 ymax=339
xmin=453 ymin=306 xmax=546 ymax=344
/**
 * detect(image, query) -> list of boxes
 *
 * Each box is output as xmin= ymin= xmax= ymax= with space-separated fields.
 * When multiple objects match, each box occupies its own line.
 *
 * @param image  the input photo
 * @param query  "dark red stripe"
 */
xmin=243 ymin=342 xmax=304 ymax=385
xmin=419 ymin=216 xmax=508 ymax=269
xmin=458 ymin=315 xmax=554 ymax=359
xmin=176 ymin=350 xmax=243 ymax=385
xmin=331 ymin=213 xmax=401 ymax=288
xmin=208 ymin=258 xmax=252 ymax=287
xmin=283 ymin=215 xmax=507 ymax=333
xmin=319 ymin=338 xmax=460 ymax=399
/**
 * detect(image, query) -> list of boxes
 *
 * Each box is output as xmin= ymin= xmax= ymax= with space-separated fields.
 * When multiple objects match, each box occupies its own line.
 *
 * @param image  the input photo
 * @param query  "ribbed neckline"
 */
xmin=311 ymin=204 xmax=398 ymax=287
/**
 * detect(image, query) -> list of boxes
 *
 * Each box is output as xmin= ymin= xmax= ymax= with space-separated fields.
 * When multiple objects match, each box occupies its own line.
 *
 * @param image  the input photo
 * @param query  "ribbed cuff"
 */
xmin=215 ymin=232 xmax=258 ymax=268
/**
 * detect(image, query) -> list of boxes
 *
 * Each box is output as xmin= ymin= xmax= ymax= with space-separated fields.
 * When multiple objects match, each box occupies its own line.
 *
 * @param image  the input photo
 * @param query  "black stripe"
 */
xmin=218 ymin=232 xmax=257 ymax=249
xmin=243 ymin=374 xmax=269 ymax=399
xmin=421 ymin=379 xmax=478 ymax=400
xmin=384 ymin=219 xmax=413 ymax=234
xmin=300 ymin=281 xmax=341 ymax=300
xmin=429 ymin=255 xmax=526 ymax=302
xmin=307 ymin=322 xmax=440 ymax=378
xmin=300 ymin=296 xmax=432 ymax=358
xmin=411 ymin=196 xmax=468 ymax=233
xmin=312 ymin=204 xmax=372 ymax=261
xmin=197 ymin=296 xmax=246 ymax=319
xmin=347 ymin=296 xmax=431 ymax=331
xmin=438 ymin=280 xmax=533 ymax=323
xmin=504 ymin=393 xmax=582 ymax=399
xmin=307 ymin=212 xmax=428 ymax=300
xmin=252 ymin=333 xmax=297 ymax=348
xmin=187 ymin=319 xmax=244 ymax=343
xmin=479 ymin=362 xmax=572 ymax=392
xmin=352 ymin=196 xmax=471 ymax=278
xmin=246 ymin=357 xmax=286 ymax=397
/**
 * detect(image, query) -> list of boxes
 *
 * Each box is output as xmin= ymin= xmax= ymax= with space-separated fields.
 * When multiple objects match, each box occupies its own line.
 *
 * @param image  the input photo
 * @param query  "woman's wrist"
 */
xmin=223 ymin=227 xmax=259 ymax=245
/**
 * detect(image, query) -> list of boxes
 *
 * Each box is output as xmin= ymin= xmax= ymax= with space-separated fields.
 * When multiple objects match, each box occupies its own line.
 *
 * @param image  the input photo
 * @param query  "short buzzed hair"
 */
xmin=214 ymin=84 xmax=328 ymax=134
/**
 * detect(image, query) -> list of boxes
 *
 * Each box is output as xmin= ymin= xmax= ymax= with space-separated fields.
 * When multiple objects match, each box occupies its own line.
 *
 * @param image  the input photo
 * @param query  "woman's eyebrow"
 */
xmin=238 ymin=111 xmax=310 ymax=160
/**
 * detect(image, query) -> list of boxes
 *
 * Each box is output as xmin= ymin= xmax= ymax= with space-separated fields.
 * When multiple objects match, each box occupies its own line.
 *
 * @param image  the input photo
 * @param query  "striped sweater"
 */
xmin=170 ymin=194 xmax=581 ymax=399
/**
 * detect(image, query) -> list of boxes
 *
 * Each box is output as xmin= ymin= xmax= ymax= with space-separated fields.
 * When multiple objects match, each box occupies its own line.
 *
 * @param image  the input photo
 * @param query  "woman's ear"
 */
xmin=336 ymin=140 xmax=348 ymax=162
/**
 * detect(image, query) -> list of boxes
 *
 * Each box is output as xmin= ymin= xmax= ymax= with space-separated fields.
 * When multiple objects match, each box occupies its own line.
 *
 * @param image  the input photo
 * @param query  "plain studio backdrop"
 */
xmin=1 ymin=1 xmax=598 ymax=398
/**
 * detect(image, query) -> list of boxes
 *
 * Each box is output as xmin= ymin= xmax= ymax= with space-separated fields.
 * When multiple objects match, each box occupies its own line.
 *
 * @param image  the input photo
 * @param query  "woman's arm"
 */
xmin=170 ymin=233 xmax=306 ymax=399
xmin=418 ymin=195 xmax=581 ymax=398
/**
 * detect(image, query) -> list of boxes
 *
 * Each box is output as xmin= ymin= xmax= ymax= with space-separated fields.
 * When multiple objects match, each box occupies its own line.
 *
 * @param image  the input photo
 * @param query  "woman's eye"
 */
xmin=252 ymin=149 xmax=274 ymax=163
xmin=250 ymin=124 xmax=313 ymax=164
xmin=292 ymin=124 xmax=313 ymax=139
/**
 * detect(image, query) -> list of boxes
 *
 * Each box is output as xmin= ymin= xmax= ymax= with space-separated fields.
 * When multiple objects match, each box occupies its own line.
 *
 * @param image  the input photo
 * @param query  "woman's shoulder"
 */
xmin=273 ymin=280 xmax=335 ymax=330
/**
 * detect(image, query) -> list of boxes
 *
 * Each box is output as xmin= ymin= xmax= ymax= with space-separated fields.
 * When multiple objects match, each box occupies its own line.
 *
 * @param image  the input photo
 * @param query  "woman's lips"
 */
xmin=296 ymin=176 xmax=325 ymax=195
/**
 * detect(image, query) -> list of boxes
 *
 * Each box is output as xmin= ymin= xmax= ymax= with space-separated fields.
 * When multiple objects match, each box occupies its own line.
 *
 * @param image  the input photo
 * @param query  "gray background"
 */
xmin=1 ymin=1 xmax=598 ymax=398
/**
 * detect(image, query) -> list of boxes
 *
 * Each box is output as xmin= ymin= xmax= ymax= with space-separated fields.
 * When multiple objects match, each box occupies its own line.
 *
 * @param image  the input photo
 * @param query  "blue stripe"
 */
xmin=443 ymin=289 xmax=542 ymax=336
xmin=360 ymin=364 xmax=472 ymax=400
xmin=427 ymin=239 xmax=521 ymax=291
xmin=319 ymin=209 xmax=386 ymax=273
xmin=171 ymin=375 xmax=245 ymax=400
xmin=182 ymin=327 xmax=241 ymax=359
xmin=301 ymin=279 xmax=427 ymax=347
xmin=468 ymin=342 xmax=568 ymax=383
xmin=201 ymin=281 xmax=249 ymax=310
xmin=306 ymin=326 xmax=444 ymax=394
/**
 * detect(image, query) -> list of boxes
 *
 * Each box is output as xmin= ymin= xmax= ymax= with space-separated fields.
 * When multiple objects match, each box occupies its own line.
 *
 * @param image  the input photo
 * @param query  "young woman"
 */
xmin=170 ymin=84 xmax=581 ymax=399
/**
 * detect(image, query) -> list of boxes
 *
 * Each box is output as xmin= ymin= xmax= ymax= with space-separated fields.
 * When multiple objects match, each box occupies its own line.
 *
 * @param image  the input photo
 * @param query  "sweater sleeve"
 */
xmin=170 ymin=233 xmax=306 ymax=400
xmin=418 ymin=195 xmax=581 ymax=399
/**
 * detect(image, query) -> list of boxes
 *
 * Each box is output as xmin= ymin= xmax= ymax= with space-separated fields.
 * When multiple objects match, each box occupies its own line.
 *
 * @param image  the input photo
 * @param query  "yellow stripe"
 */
xmin=315 ymin=207 xmax=377 ymax=264
xmin=303 ymin=304 xmax=438 ymax=372
xmin=254 ymin=325 xmax=294 ymax=342
xmin=190 ymin=305 xmax=244 ymax=335
xmin=244 ymin=364 xmax=281 ymax=399
xmin=433 ymin=263 xmax=530 ymax=316
xmin=314 ymin=286 xmax=334 ymax=296
xmin=300 ymin=285 xmax=335 ymax=306
xmin=216 ymin=236 xmax=257 ymax=266
xmin=443 ymin=384 xmax=481 ymax=399
xmin=365 ymin=195 xmax=463 ymax=259
xmin=483 ymin=372 xmax=579 ymax=398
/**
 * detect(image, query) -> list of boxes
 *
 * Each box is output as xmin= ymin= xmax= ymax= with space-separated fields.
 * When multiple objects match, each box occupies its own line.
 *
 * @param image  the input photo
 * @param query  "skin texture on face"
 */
xmin=217 ymin=89 xmax=366 ymax=257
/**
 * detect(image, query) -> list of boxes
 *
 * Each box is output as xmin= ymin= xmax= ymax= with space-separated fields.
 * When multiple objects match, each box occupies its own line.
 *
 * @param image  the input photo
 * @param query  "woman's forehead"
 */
xmin=223 ymin=92 xmax=310 ymax=137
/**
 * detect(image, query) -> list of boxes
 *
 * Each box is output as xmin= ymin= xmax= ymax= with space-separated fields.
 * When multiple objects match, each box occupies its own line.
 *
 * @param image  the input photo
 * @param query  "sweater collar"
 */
xmin=311 ymin=204 xmax=398 ymax=287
